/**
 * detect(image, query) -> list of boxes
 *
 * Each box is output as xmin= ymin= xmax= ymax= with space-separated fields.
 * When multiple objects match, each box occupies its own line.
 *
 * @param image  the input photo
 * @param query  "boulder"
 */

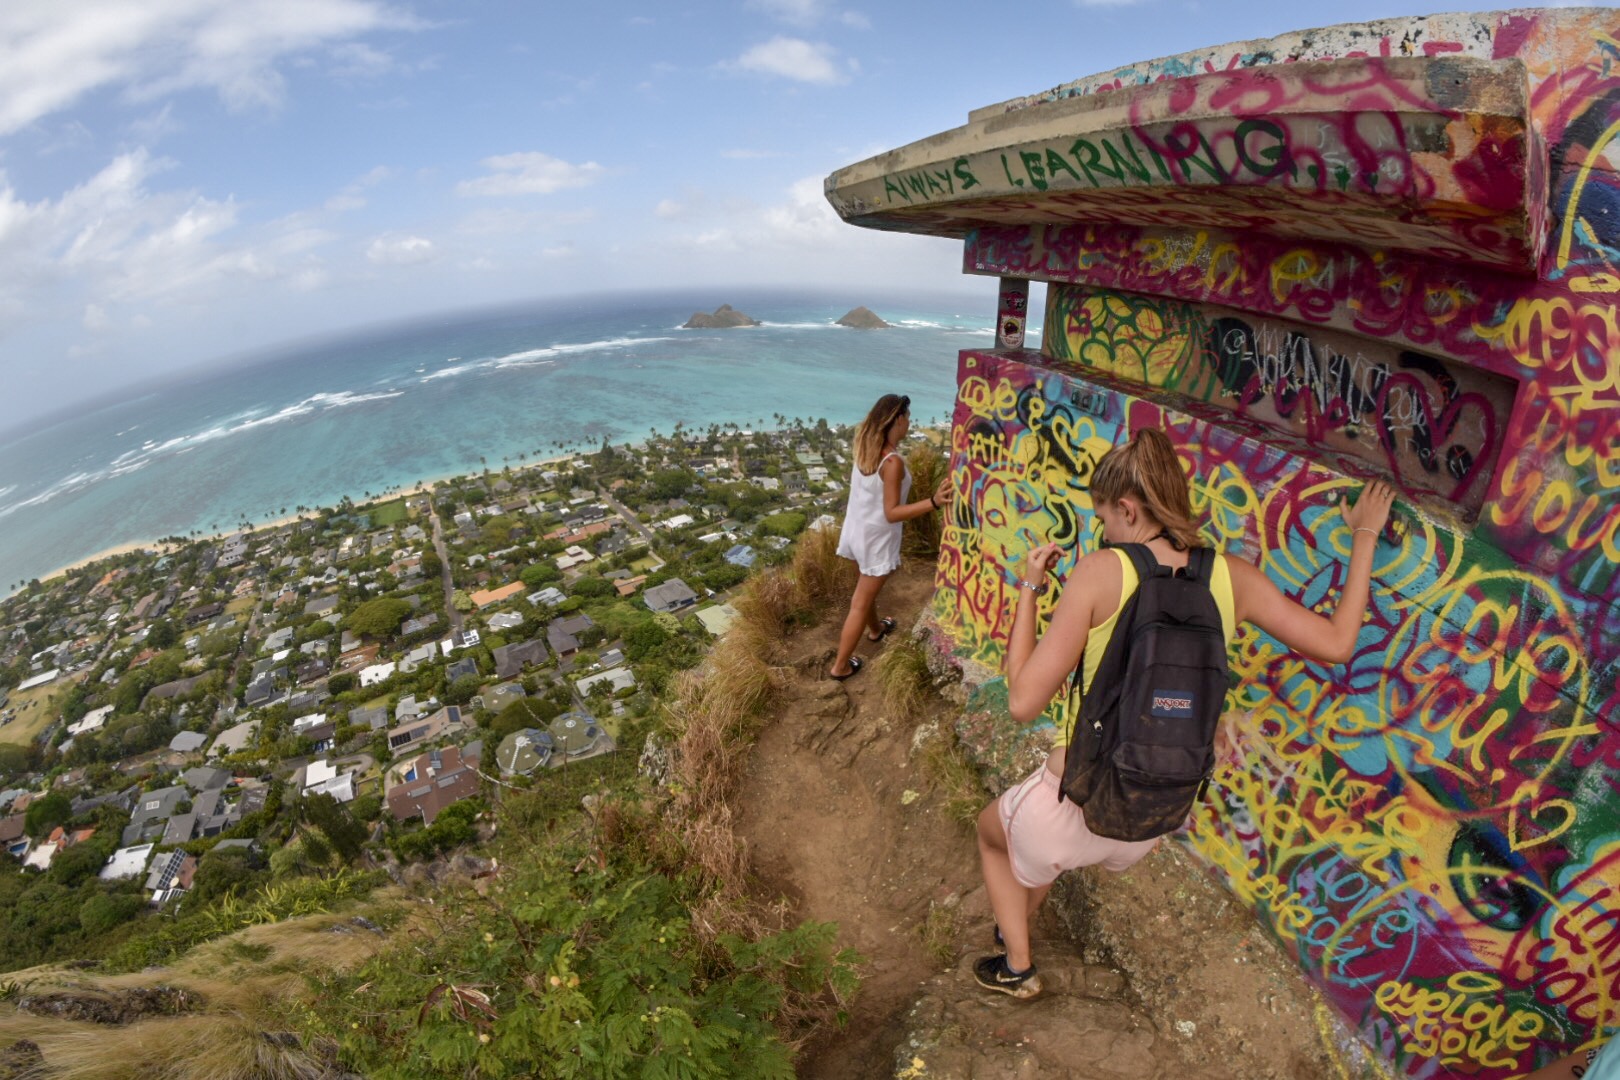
xmin=836 ymin=305 xmax=891 ymax=329
xmin=682 ymin=304 xmax=760 ymax=329
xmin=0 ymin=1040 xmax=42 ymax=1080
xmin=16 ymin=985 xmax=201 ymax=1025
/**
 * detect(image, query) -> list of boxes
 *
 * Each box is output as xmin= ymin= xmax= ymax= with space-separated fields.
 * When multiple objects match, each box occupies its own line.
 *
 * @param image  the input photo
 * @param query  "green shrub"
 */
xmin=304 ymin=831 xmax=856 ymax=1079
xmin=756 ymin=512 xmax=806 ymax=538
xmin=80 ymin=891 xmax=144 ymax=935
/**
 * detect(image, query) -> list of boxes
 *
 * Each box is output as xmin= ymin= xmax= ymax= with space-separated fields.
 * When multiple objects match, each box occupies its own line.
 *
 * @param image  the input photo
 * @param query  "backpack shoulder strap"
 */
xmin=1114 ymin=542 xmax=1157 ymax=582
xmin=1068 ymin=544 xmax=1151 ymax=691
xmin=1184 ymin=546 xmax=1215 ymax=585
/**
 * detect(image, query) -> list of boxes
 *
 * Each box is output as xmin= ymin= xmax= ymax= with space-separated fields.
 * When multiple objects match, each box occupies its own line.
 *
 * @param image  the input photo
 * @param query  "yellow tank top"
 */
xmin=1059 ymin=548 xmax=1237 ymax=743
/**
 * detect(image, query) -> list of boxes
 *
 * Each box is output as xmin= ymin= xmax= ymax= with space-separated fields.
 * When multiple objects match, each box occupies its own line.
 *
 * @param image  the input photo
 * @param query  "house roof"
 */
xmin=386 ymin=746 xmax=481 ymax=824
xmin=169 ymin=731 xmax=208 ymax=753
xmin=496 ymin=728 xmax=553 ymax=775
xmin=644 ymin=579 xmax=698 ymax=612
xmin=493 ymin=639 xmax=547 ymax=680
xmin=101 ymin=844 xmax=155 ymax=881
xmin=695 ymin=604 xmax=741 ymax=637
xmin=348 ymin=704 xmax=389 ymax=730
xmin=470 ymin=582 xmax=524 ymax=608
xmin=129 ymin=785 xmax=187 ymax=826
xmin=181 ymin=766 xmax=231 ymax=791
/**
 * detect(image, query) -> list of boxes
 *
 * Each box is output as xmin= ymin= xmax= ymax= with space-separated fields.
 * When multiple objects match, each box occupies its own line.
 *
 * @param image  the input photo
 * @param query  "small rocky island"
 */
xmin=682 ymin=304 xmax=760 ymax=329
xmin=835 ymin=306 xmax=891 ymax=329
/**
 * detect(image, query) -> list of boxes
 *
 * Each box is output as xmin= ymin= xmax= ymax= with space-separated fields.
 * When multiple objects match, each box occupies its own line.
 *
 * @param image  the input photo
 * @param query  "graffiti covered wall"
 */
xmin=827 ymin=8 xmax=1620 ymax=1077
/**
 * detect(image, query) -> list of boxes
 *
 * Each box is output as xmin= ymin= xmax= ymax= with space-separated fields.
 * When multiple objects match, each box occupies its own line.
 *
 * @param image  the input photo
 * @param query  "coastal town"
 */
xmin=0 ymin=417 xmax=892 ymax=969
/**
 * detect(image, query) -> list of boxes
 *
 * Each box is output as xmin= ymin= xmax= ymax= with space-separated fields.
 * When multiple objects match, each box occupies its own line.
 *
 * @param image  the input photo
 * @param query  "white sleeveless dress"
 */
xmin=837 ymin=451 xmax=910 ymax=577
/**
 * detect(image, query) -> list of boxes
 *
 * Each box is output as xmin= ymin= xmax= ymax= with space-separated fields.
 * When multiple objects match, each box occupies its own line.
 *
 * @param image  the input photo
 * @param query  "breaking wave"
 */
xmin=420 ymin=337 xmax=671 ymax=383
xmin=0 ymin=389 xmax=403 ymax=522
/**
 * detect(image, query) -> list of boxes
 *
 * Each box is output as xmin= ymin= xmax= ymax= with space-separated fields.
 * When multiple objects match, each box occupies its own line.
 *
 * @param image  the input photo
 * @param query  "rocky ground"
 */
xmin=735 ymin=558 xmax=1376 ymax=1079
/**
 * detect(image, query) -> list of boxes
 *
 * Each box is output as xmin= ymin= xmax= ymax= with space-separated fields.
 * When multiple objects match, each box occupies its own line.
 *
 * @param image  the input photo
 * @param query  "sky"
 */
xmin=2 ymin=0 xmax=1608 ymax=431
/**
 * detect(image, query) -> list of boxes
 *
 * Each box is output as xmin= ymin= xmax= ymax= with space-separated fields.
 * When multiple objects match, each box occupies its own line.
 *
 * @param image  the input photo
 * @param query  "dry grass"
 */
xmin=872 ymin=638 xmax=932 ymax=723
xmin=916 ymin=720 xmax=988 ymax=833
xmin=903 ymin=442 xmax=949 ymax=558
xmin=663 ymin=597 xmax=785 ymax=915
xmin=729 ymin=564 xmax=797 ymax=649
xmin=918 ymin=900 xmax=963 ymax=970
xmin=0 ymin=672 xmax=87 ymax=748
xmin=789 ymin=524 xmax=855 ymax=614
xmin=0 ymin=1009 xmax=337 ymax=1080
xmin=0 ymin=906 xmax=400 ymax=1080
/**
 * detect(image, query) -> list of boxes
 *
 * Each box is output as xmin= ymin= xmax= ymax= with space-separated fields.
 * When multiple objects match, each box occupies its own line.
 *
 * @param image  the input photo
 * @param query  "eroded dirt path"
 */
xmin=735 ymin=559 xmax=1347 ymax=1079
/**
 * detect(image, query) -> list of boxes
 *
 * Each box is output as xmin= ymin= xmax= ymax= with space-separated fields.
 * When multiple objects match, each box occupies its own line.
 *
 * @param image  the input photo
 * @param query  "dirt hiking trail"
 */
xmin=736 ymin=558 xmax=1357 ymax=1079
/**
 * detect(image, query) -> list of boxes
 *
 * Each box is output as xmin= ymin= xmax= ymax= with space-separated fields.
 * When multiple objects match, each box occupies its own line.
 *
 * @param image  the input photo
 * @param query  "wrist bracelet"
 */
xmin=1353 ymin=527 xmax=1379 ymax=539
xmin=929 ymin=494 xmax=938 ymax=509
xmin=1017 ymin=578 xmax=1047 ymax=596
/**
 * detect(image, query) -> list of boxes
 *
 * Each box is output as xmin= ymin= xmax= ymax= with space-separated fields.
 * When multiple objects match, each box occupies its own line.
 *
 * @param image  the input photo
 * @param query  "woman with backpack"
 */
xmin=828 ymin=393 xmax=953 ymax=681
xmin=973 ymin=427 xmax=1395 ymax=998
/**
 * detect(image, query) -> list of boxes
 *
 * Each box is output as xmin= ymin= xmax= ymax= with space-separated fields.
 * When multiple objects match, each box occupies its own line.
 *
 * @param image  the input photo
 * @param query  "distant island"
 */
xmin=835 ymin=306 xmax=890 ymax=329
xmin=682 ymin=304 xmax=760 ymax=329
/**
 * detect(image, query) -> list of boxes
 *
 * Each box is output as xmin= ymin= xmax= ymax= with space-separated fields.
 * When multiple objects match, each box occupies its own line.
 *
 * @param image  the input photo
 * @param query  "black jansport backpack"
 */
xmin=1059 ymin=544 xmax=1228 ymax=842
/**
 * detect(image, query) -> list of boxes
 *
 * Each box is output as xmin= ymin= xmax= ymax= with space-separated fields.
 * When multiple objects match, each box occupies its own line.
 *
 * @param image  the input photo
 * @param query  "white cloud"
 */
xmin=730 ymin=37 xmax=846 ymax=85
xmin=0 ymin=0 xmax=424 ymax=137
xmin=127 ymin=102 xmax=181 ymax=143
xmin=455 ymin=152 xmax=605 ymax=197
xmin=366 ymin=233 xmax=434 ymax=265
xmin=452 ymin=206 xmax=596 ymax=238
xmin=647 ymin=173 xmax=962 ymax=293
xmin=0 ymin=147 xmax=346 ymax=349
xmin=654 ymin=199 xmax=684 ymax=219
xmin=324 ymin=164 xmax=392 ymax=212
xmin=747 ymin=0 xmax=824 ymax=25
xmin=327 ymin=41 xmax=397 ymax=79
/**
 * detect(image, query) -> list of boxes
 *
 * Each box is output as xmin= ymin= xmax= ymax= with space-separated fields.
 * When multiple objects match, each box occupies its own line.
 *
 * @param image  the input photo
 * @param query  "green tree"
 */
xmin=519 ymin=562 xmax=561 ymax=589
xmin=80 ymin=892 xmax=143 ymax=935
xmin=300 ymin=792 xmax=369 ymax=864
xmin=345 ymin=598 xmax=413 ymax=638
xmin=444 ymin=674 xmax=482 ymax=706
xmin=757 ymin=511 xmax=807 ymax=538
xmin=24 ymin=791 xmax=72 ymax=839
xmin=49 ymin=843 xmax=109 ymax=888
xmin=146 ymin=619 xmax=179 ymax=650
xmin=489 ymin=697 xmax=558 ymax=741
xmin=570 ymin=576 xmax=613 ymax=599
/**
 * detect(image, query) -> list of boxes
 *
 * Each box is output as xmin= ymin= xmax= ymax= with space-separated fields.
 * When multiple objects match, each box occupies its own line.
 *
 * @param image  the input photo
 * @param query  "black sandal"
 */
xmin=829 ymin=656 xmax=864 ymax=681
xmin=867 ymin=617 xmax=897 ymax=642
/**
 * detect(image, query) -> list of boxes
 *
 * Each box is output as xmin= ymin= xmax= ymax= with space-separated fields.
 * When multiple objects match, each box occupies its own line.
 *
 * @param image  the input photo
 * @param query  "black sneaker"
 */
xmin=973 ymin=954 xmax=1042 ymax=999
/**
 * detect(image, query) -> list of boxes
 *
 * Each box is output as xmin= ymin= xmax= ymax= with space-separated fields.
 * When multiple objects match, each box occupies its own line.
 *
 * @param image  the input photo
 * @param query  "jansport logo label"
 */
xmin=1150 ymin=692 xmax=1194 ymax=718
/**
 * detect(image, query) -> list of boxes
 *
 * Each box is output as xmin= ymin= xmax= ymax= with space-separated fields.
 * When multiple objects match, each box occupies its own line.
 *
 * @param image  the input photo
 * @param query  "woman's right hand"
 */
xmin=1020 ymin=542 xmax=1063 ymax=585
xmin=932 ymin=478 xmax=954 ymax=507
xmin=1343 ymin=480 xmax=1396 ymax=537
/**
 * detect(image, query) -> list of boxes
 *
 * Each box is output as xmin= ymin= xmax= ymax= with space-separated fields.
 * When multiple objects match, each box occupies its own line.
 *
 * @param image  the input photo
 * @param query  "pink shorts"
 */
xmin=997 ymin=765 xmax=1159 ymax=888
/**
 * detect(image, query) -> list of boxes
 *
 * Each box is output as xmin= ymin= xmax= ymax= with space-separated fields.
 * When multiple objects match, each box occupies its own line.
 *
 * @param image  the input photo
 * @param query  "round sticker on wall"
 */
xmin=1000 ymin=317 xmax=1025 ymax=349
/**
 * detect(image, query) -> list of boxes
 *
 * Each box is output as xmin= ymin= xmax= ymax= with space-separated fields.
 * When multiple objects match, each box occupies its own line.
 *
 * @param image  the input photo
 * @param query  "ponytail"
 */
xmin=1090 ymin=428 xmax=1202 ymax=549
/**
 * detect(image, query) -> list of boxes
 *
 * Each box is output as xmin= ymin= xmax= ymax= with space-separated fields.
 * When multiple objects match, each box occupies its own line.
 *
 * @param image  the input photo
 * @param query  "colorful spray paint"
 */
xmin=827 ymin=10 xmax=1620 ymax=1076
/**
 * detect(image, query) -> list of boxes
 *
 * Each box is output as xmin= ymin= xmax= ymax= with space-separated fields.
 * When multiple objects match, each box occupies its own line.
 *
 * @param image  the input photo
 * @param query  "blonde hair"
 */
xmin=852 ymin=394 xmax=910 ymax=474
xmin=1091 ymin=428 xmax=1202 ymax=549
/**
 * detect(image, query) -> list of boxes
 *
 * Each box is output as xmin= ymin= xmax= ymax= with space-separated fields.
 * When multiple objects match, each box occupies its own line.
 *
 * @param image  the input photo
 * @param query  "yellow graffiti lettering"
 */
xmin=1375 ymin=972 xmax=1542 ymax=1069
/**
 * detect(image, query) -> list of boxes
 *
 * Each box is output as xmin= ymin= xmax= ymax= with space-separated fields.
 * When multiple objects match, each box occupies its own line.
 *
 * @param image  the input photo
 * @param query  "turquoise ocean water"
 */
xmin=0 ymin=289 xmax=1037 ymax=591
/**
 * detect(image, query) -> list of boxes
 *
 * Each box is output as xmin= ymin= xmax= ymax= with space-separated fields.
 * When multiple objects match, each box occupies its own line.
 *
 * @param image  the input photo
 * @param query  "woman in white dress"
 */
xmin=829 ymin=394 xmax=953 ymax=680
